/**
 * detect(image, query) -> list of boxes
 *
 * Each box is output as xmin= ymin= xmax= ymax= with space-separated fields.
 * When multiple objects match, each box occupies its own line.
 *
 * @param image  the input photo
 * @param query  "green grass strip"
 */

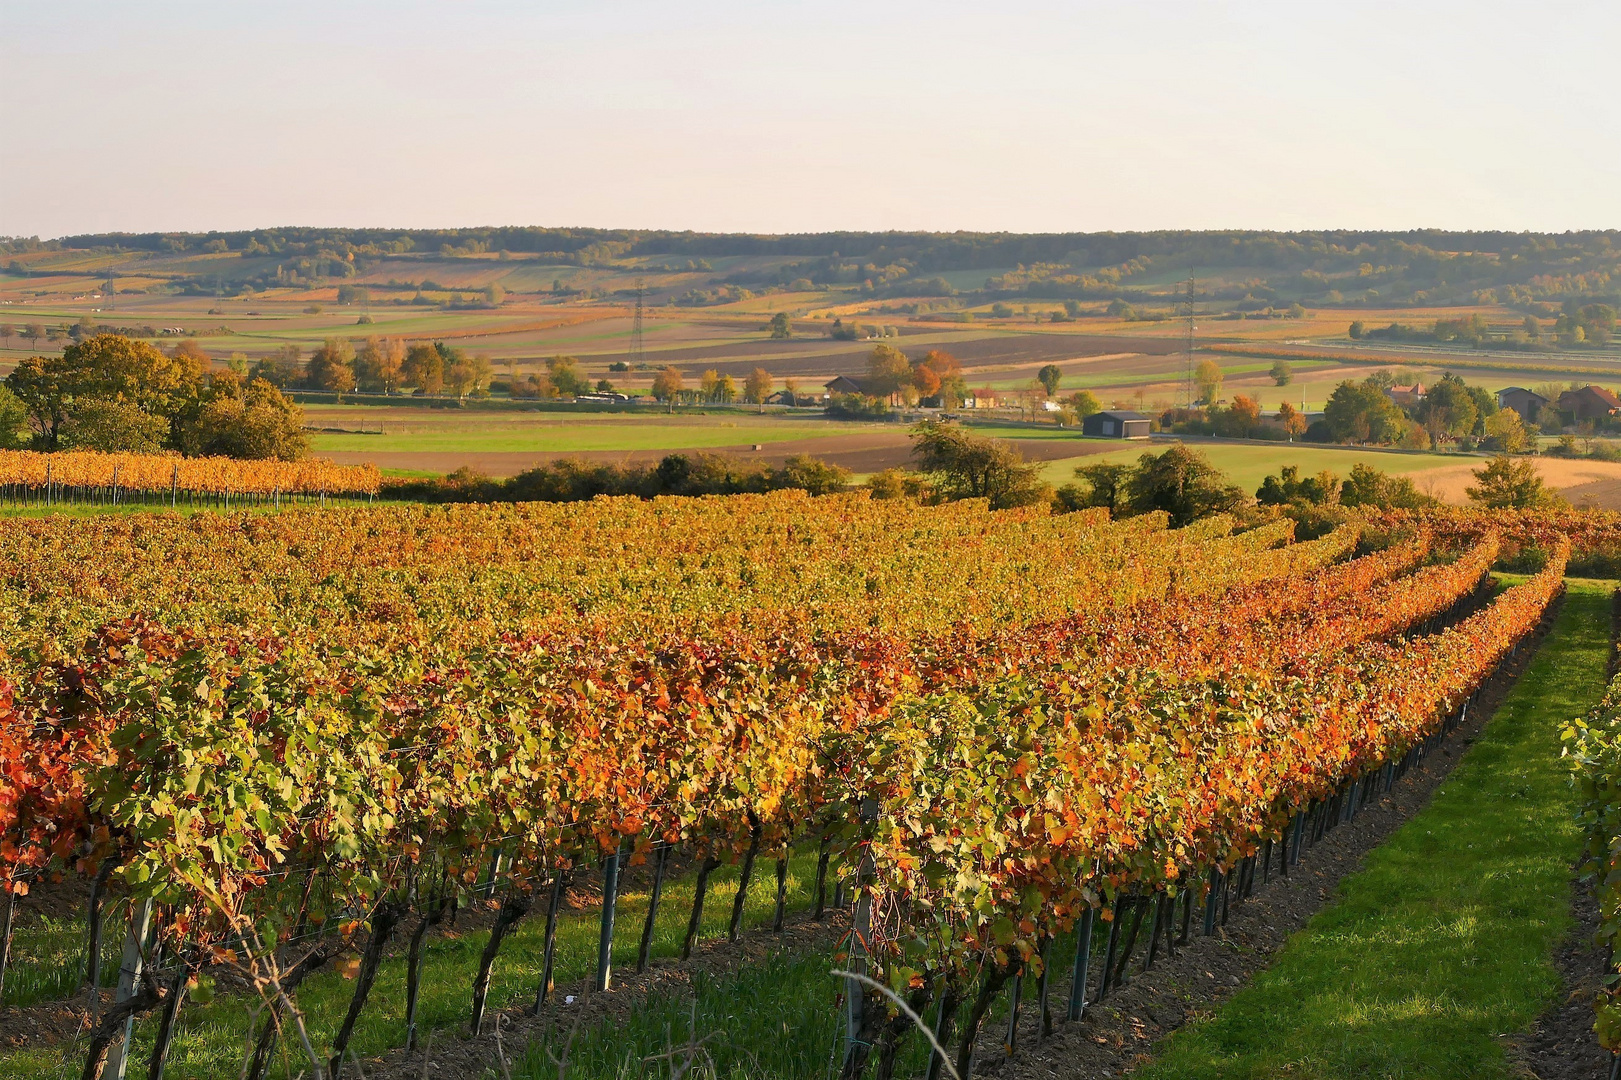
xmin=1136 ymin=578 xmax=1613 ymax=1080
xmin=0 ymin=856 xmax=823 ymax=1080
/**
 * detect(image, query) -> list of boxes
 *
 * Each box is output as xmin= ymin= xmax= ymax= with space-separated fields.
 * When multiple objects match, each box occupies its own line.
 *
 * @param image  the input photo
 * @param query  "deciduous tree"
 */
xmin=910 ymin=421 xmax=1049 ymax=509
xmin=1194 ymin=358 xmax=1224 ymax=404
xmin=5 ymin=333 xmax=204 ymax=450
xmin=1340 ymin=463 xmax=1435 ymax=509
xmin=911 ymin=364 xmax=941 ymax=401
xmin=58 ymin=398 xmax=168 ymax=453
xmin=0 ymin=388 xmax=28 ymax=450
xmin=177 ymin=376 xmax=308 ymax=460
xmin=1218 ymin=394 xmax=1262 ymax=437
xmin=403 ymin=343 xmax=444 ymax=395
xmin=1066 ymin=461 xmax=1131 ymax=513
xmin=1415 ymin=372 xmax=1479 ymax=444
xmin=774 ymin=454 xmax=849 ymax=494
xmin=1256 ymin=465 xmax=1339 ymax=506
xmin=1323 ymin=379 xmax=1406 ymax=444
xmin=446 ymin=353 xmax=494 ymax=401
xmin=372 ymin=337 xmax=406 ymax=395
xmin=306 ymin=338 xmax=357 ymax=399
xmin=1037 ymin=364 xmax=1062 ymax=397
xmin=545 ymin=355 xmax=589 ymax=396
xmin=170 ymin=340 xmax=210 ymax=377
xmin=1467 ymin=455 xmax=1562 ymax=509
xmin=1277 ymin=400 xmax=1307 ymax=441
xmin=1067 ymin=389 xmax=1101 ymax=419
xmin=1482 ymin=409 xmax=1530 ymax=453
xmin=745 ymin=368 xmax=774 ymax=411
xmin=1124 ymin=444 xmax=1244 ymax=525
xmin=866 ymin=345 xmax=912 ymax=399
xmin=652 ymin=366 xmax=684 ymax=409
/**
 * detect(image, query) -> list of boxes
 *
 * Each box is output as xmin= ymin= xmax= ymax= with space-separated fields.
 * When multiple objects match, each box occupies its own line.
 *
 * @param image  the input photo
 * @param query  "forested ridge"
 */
xmin=8 ymin=228 xmax=1621 ymax=308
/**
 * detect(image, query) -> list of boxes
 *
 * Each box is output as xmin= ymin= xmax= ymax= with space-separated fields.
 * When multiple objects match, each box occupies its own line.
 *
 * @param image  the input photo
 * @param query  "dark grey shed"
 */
xmin=1082 ymin=410 xmax=1152 ymax=438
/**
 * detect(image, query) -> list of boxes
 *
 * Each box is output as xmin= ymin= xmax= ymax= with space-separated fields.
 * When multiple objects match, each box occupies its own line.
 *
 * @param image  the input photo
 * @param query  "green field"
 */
xmin=304 ymin=406 xmax=862 ymax=455
xmin=1037 ymin=440 xmax=1474 ymax=494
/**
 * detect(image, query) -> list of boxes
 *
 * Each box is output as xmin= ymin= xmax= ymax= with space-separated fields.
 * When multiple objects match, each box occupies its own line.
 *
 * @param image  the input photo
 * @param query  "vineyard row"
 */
xmin=0 ymin=448 xmax=380 ymax=500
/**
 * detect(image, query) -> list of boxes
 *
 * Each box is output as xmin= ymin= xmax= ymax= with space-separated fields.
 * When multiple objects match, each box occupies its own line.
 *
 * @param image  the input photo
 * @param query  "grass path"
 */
xmin=1134 ymin=578 xmax=1613 ymax=1080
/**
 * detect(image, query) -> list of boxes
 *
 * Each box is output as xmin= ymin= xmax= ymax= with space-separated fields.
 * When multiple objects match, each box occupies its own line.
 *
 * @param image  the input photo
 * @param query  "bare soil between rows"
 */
xmin=1505 ymin=874 xmax=1612 ymax=1079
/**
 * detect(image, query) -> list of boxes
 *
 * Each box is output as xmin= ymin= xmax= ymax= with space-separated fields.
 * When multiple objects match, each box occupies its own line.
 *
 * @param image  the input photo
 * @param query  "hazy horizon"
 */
xmin=4 ymin=0 xmax=1618 ymax=239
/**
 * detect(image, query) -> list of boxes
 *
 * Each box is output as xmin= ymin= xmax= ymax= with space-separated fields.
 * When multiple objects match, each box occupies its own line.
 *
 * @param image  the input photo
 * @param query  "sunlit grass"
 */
xmin=1133 ymin=579 xmax=1611 ymax=1080
xmin=5 ymin=854 xmax=828 ymax=1080
xmin=1 ymin=908 xmax=121 ymax=1009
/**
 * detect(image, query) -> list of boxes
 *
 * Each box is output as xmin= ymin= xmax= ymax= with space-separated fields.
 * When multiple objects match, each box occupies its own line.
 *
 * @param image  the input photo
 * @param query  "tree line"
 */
xmin=17 ymin=228 xmax=1621 ymax=313
xmin=1351 ymin=301 xmax=1617 ymax=349
xmin=253 ymin=337 xmax=497 ymax=401
xmin=3 ymin=334 xmax=307 ymax=460
xmin=385 ymin=418 xmax=1469 ymax=539
xmin=387 ymin=453 xmax=853 ymax=503
xmin=1163 ymin=364 xmax=1536 ymax=453
xmin=1314 ymin=372 xmax=1528 ymax=451
xmin=24 ymin=228 xmax=1621 ymax=279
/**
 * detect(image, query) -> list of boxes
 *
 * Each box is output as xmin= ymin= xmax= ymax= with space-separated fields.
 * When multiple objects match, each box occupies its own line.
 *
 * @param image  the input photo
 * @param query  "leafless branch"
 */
xmin=831 ymin=968 xmax=961 ymax=1080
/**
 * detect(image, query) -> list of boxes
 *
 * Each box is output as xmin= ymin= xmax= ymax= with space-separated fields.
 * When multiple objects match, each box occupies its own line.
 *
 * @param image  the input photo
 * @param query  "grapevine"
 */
xmin=0 ymin=498 xmax=1570 ymax=1079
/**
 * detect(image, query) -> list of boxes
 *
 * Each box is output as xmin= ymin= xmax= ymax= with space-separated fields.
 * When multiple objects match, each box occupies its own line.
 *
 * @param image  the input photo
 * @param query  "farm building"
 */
xmin=1384 ymin=382 xmax=1425 ymax=407
xmin=823 ymin=374 xmax=912 ymax=406
xmin=823 ymin=375 xmax=872 ymax=396
xmin=962 ymin=388 xmax=1001 ymax=409
xmin=1496 ymin=387 xmax=1548 ymax=424
xmin=1082 ymin=410 xmax=1151 ymax=438
xmin=1557 ymin=385 xmax=1621 ymax=423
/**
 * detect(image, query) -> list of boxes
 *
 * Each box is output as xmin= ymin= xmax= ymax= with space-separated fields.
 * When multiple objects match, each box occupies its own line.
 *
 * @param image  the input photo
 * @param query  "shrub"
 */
xmin=825 ymin=393 xmax=891 ymax=420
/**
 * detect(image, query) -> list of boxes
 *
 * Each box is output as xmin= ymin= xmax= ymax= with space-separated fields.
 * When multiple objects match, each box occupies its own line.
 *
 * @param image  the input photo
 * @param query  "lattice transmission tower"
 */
xmin=628 ymin=278 xmax=645 ymax=368
xmin=1180 ymin=273 xmax=1197 ymax=407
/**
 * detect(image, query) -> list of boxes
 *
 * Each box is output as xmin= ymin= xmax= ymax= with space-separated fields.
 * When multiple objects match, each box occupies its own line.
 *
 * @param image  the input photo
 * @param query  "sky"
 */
xmin=2 ymin=0 xmax=1618 ymax=238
